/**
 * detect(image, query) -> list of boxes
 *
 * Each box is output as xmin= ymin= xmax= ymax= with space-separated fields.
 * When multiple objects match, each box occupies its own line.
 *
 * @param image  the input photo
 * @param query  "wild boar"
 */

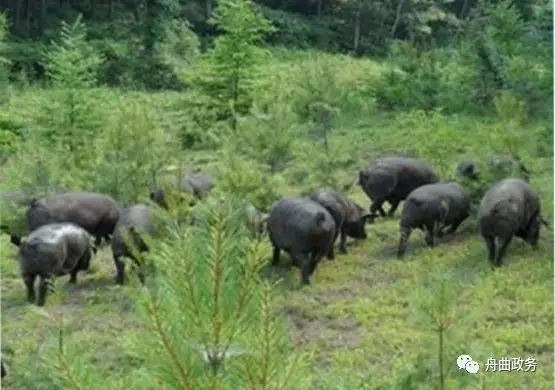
xmin=398 ymin=182 xmax=470 ymax=257
xmin=267 ymin=198 xmax=336 ymax=285
xmin=358 ymin=157 xmax=438 ymax=218
xmin=18 ymin=223 xmax=93 ymax=306
xmin=310 ymin=188 xmax=373 ymax=254
xmin=478 ymin=178 xmax=545 ymax=266
xmin=111 ymin=204 xmax=155 ymax=284
xmin=26 ymin=192 xmax=120 ymax=246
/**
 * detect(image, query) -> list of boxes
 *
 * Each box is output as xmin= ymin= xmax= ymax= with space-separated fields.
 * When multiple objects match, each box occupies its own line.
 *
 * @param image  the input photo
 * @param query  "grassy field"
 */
xmin=1 ymin=52 xmax=553 ymax=389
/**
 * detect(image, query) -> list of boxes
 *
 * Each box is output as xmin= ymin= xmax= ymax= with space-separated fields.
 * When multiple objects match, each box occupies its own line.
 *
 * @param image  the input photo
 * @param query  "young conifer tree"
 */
xmin=183 ymin=0 xmax=271 ymax=131
xmin=124 ymin=199 xmax=308 ymax=388
xmin=42 ymin=15 xmax=104 ymax=168
xmin=412 ymin=271 xmax=459 ymax=390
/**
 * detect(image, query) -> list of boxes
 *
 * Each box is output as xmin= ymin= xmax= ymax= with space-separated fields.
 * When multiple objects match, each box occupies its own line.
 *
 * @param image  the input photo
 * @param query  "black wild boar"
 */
xmin=111 ymin=204 xmax=155 ymax=284
xmin=18 ymin=223 xmax=93 ymax=306
xmin=149 ymin=188 xmax=168 ymax=209
xmin=478 ymin=178 xmax=544 ymax=267
xmin=267 ymin=197 xmax=336 ymax=285
xmin=456 ymin=160 xmax=479 ymax=180
xmin=398 ymin=182 xmax=470 ymax=257
xmin=358 ymin=157 xmax=438 ymax=218
xmin=149 ymin=170 xmax=215 ymax=208
xmin=181 ymin=170 xmax=215 ymax=199
xmin=26 ymin=192 xmax=120 ymax=246
xmin=310 ymin=188 xmax=373 ymax=255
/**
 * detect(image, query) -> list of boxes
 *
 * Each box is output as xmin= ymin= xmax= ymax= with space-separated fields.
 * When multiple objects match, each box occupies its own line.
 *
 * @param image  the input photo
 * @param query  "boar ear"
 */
xmin=10 ymin=235 xmax=21 ymax=247
xmin=357 ymin=171 xmax=366 ymax=185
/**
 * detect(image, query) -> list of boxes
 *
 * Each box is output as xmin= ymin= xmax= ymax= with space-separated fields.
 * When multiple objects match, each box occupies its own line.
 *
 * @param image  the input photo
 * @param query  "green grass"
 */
xmin=1 ymin=52 xmax=553 ymax=389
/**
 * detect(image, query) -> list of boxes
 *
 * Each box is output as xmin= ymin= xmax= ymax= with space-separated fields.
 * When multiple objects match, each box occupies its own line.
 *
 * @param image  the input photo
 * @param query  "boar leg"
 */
xmin=370 ymin=200 xmax=387 ymax=217
xmin=114 ymin=254 xmax=126 ymax=285
xmin=297 ymin=254 xmax=312 ymax=285
xmin=327 ymin=245 xmax=335 ymax=260
xmin=339 ymin=229 xmax=348 ymax=254
xmin=483 ymin=235 xmax=496 ymax=264
xmin=69 ymin=270 xmax=78 ymax=284
xmin=424 ymin=223 xmax=435 ymax=247
xmin=23 ymin=273 xmax=36 ymax=303
xmin=309 ymin=253 xmax=321 ymax=275
xmin=397 ymin=227 xmax=412 ymax=258
xmin=387 ymin=199 xmax=400 ymax=217
xmin=37 ymin=276 xmax=51 ymax=306
xmin=271 ymin=245 xmax=280 ymax=266
xmin=495 ymin=236 xmax=512 ymax=267
xmin=76 ymin=248 xmax=92 ymax=273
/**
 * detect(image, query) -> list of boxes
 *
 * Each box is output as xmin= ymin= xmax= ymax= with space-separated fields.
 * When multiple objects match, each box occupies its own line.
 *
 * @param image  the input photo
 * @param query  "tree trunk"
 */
xmin=205 ymin=0 xmax=212 ymax=19
xmin=459 ymin=0 xmax=470 ymax=19
xmin=39 ymin=0 xmax=46 ymax=33
xmin=25 ymin=0 xmax=31 ymax=36
xmin=14 ymin=0 xmax=22 ymax=33
xmin=316 ymin=0 xmax=322 ymax=19
xmin=88 ymin=0 xmax=95 ymax=20
xmin=390 ymin=0 xmax=406 ymax=39
xmin=353 ymin=2 xmax=361 ymax=53
xmin=109 ymin=0 xmax=115 ymax=19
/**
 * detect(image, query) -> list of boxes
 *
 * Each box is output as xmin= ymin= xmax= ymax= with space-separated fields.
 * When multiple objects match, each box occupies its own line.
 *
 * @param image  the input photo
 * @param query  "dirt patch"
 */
xmin=283 ymin=304 xmax=363 ymax=351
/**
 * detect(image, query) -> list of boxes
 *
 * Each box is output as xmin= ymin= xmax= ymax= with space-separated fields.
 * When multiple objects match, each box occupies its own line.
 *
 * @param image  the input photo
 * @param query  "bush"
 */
xmin=91 ymin=97 xmax=179 ymax=205
xmin=233 ymin=103 xmax=297 ymax=173
xmin=286 ymin=136 xmax=357 ymax=194
xmin=371 ymin=43 xmax=475 ymax=113
xmin=0 ymin=109 xmax=25 ymax=162
xmin=217 ymin=152 xmax=286 ymax=211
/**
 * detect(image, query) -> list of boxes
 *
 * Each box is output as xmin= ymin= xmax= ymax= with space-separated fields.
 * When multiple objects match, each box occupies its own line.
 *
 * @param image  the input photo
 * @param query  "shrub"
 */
xmin=217 ymin=152 xmax=285 ymax=211
xmin=369 ymin=43 xmax=471 ymax=113
xmin=233 ymin=103 xmax=297 ymax=174
xmin=91 ymin=97 xmax=178 ymax=205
